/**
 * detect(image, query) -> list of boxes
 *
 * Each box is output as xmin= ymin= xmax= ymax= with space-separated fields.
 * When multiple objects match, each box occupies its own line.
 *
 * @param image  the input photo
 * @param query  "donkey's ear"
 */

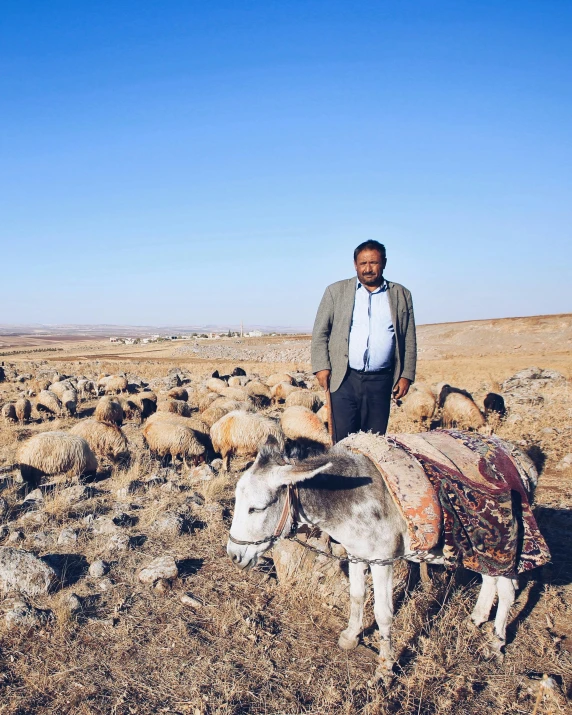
xmin=255 ymin=435 xmax=287 ymax=467
xmin=271 ymin=460 xmax=332 ymax=487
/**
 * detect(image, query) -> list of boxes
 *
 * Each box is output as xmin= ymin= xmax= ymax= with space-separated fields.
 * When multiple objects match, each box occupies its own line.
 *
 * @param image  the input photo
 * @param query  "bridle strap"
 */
xmin=228 ymin=483 xmax=299 ymax=547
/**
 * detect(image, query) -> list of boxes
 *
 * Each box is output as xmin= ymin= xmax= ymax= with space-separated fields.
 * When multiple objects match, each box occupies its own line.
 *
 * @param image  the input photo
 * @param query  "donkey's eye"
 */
xmin=248 ymin=506 xmax=266 ymax=514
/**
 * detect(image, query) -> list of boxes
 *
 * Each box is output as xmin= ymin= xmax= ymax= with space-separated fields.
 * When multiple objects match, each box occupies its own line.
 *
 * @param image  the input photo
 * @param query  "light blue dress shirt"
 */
xmin=348 ymin=280 xmax=396 ymax=371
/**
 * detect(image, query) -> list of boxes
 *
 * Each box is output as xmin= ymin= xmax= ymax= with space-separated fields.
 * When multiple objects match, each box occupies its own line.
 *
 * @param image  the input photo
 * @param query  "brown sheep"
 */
xmin=316 ymin=403 xmax=329 ymax=426
xmin=94 ymin=396 xmax=124 ymax=426
xmin=146 ymin=410 xmax=210 ymax=437
xmin=142 ymin=418 xmax=205 ymax=467
xmin=280 ymin=406 xmax=331 ymax=448
xmin=201 ymin=398 xmax=254 ymax=429
xmin=70 ymin=419 xmax=129 ymax=463
xmin=228 ymin=375 xmax=248 ymax=387
xmin=131 ymin=391 xmax=157 ymax=420
xmin=15 ymin=397 xmax=32 ymax=424
xmin=441 ymin=392 xmax=485 ymax=430
xmin=206 ymin=377 xmax=227 ymax=394
xmin=266 ymin=373 xmax=294 ymax=388
xmin=2 ymin=403 xmax=17 ymax=423
xmin=61 ymin=388 xmax=78 ymax=417
xmin=403 ymin=384 xmax=436 ymax=427
xmin=197 ymin=391 xmax=220 ymax=413
xmin=271 ymin=382 xmax=300 ymax=402
xmin=210 ymin=410 xmax=284 ymax=471
xmin=284 ymin=389 xmax=324 ymax=412
xmin=30 ymin=378 xmax=51 ymax=396
xmin=98 ymin=375 xmax=128 ymax=395
xmin=36 ymin=390 xmax=62 ymax=417
xmin=217 ymin=386 xmax=250 ymax=402
xmin=17 ymin=431 xmax=98 ymax=490
xmin=119 ymin=397 xmax=142 ymax=422
xmin=158 ymin=399 xmax=194 ymax=417
xmin=49 ymin=380 xmax=75 ymax=400
xmin=167 ymin=387 xmax=189 ymax=401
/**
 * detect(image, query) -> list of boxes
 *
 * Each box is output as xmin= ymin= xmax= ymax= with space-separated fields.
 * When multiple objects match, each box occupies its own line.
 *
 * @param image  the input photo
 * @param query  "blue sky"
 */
xmin=1 ymin=1 xmax=570 ymax=328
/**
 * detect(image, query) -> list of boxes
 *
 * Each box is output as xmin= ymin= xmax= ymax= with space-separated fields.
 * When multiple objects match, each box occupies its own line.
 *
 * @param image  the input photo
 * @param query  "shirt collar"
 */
xmin=356 ymin=278 xmax=387 ymax=293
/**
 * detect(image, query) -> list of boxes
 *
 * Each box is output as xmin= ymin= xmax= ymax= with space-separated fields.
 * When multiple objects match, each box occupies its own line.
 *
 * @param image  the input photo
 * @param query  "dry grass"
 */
xmin=0 ymin=340 xmax=571 ymax=714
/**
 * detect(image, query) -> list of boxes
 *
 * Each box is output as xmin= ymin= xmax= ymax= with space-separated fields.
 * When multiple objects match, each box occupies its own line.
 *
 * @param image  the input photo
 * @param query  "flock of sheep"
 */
xmin=1 ymin=366 xmax=506 ymax=490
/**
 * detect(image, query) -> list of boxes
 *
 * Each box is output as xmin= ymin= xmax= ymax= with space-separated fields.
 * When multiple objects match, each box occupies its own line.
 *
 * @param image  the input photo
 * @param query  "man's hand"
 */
xmin=315 ymin=369 xmax=331 ymax=391
xmin=392 ymin=377 xmax=411 ymax=401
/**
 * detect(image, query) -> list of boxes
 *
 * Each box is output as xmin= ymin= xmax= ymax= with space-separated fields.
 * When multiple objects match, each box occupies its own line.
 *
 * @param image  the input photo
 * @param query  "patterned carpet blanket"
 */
xmin=341 ymin=430 xmax=550 ymax=577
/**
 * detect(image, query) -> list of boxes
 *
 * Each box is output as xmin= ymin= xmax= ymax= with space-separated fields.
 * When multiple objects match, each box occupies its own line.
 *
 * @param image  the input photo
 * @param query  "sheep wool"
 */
xmin=265 ymin=373 xmax=294 ymax=388
xmin=15 ymin=397 xmax=32 ymax=424
xmin=218 ymin=386 xmax=249 ymax=402
xmin=403 ymin=384 xmax=436 ymax=425
xmin=206 ymin=377 xmax=228 ymax=394
xmin=49 ymin=380 xmax=75 ymax=400
xmin=284 ymin=389 xmax=324 ymax=413
xmin=131 ymin=392 xmax=157 ymax=420
xmin=441 ymin=392 xmax=485 ymax=430
xmin=158 ymin=399 xmax=194 ymax=417
xmin=94 ymin=396 xmax=124 ymax=426
xmin=2 ymin=403 xmax=17 ymax=423
xmin=18 ymin=431 xmax=98 ymax=489
xmin=61 ymin=389 xmax=78 ymax=417
xmin=201 ymin=398 xmax=253 ymax=429
xmin=36 ymin=390 xmax=62 ymax=416
xmin=142 ymin=419 xmax=205 ymax=465
xmin=167 ymin=387 xmax=189 ymax=401
xmin=245 ymin=381 xmax=272 ymax=400
xmin=271 ymin=382 xmax=300 ymax=402
xmin=197 ymin=391 xmax=220 ymax=413
xmin=280 ymin=406 xmax=332 ymax=447
xmin=71 ymin=419 xmax=129 ymax=462
xmin=210 ymin=410 xmax=285 ymax=471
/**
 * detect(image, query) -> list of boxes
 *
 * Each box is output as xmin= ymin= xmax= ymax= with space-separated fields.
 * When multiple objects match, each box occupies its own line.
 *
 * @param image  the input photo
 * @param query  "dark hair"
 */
xmin=353 ymin=240 xmax=386 ymax=261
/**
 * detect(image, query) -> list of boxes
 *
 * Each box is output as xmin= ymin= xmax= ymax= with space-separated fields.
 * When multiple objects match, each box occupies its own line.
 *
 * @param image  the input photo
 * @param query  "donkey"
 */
xmin=227 ymin=437 xmax=520 ymax=680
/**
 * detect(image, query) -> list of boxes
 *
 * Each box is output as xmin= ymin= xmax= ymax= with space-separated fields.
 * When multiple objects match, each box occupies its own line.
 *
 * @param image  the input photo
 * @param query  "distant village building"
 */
xmin=247 ymin=330 xmax=263 ymax=337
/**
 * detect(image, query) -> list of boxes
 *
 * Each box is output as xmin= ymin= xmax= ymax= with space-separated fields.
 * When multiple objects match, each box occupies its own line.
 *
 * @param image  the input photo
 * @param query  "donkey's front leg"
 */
xmin=371 ymin=564 xmax=395 ymax=677
xmin=338 ymin=561 xmax=367 ymax=650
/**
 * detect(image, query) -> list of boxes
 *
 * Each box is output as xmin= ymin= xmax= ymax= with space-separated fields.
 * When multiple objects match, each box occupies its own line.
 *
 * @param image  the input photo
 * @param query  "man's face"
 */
xmin=354 ymin=249 xmax=386 ymax=287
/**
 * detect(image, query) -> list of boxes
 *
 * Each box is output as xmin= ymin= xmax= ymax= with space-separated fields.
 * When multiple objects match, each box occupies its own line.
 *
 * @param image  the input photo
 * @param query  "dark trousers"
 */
xmin=330 ymin=368 xmax=393 ymax=442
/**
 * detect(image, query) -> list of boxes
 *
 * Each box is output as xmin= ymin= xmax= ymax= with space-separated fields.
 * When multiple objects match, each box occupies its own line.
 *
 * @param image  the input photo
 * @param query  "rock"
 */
xmin=556 ymin=454 xmax=572 ymax=471
xmin=105 ymin=534 xmax=132 ymax=552
xmin=59 ymin=485 xmax=97 ymax=505
xmin=151 ymin=513 xmax=184 ymax=536
xmin=112 ymin=512 xmax=137 ymax=528
xmin=3 ymin=594 xmax=52 ymax=628
xmin=502 ymin=367 xmax=565 ymax=394
xmin=8 ymin=530 xmax=25 ymax=544
xmin=0 ymin=526 xmax=9 ymax=540
xmin=63 ymin=592 xmax=82 ymax=615
xmin=138 ymin=555 xmax=178 ymax=585
xmin=115 ymin=481 xmax=144 ymax=499
xmin=98 ymin=577 xmax=115 ymax=591
xmin=92 ymin=517 xmax=119 ymax=536
xmin=144 ymin=475 xmax=166 ymax=489
xmin=31 ymin=531 xmax=55 ymax=549
xmin=210 ymin=458 xmax=223 ymax=471
xmin=272 ymin=534 xmax=348 ymax=605
xmin=0 ymin=547 xmax=59 ymax=596
xmin=57 ymin=527 xmax=78 ymax=546
xmin=180 ymin=593 xmax=203 ymax=608
xmin=23 ymin=488 xmax=44 ymax=505
xmin=189 ymin=464 xmax=214 ymax=482
xmin=89 ymin=560 xmax=109 ymax=578
xmin=0 ymin=497 xmax=8 ymax=519
xmin=154 ymin=578 xmax=171 ymax=594
xmin=160 ymin=480 xmax=184 ymax=493
xmin=188 ymin=492 xmax=205 ymax=507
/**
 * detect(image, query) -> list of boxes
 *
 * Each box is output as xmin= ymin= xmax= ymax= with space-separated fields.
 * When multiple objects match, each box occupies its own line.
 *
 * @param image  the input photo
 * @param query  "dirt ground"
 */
xmin=0 ymin=315 xmax=570 ymax=714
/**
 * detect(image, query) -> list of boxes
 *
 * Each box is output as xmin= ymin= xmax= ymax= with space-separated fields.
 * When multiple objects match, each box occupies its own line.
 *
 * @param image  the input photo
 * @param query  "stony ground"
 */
xmin=0 ymin=322 xmax=570 ymax=714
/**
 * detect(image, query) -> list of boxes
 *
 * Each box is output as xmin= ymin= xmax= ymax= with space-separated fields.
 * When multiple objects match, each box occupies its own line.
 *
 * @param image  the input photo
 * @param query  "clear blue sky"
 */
xmin=1 ymin=1 xmax=570 ymax=328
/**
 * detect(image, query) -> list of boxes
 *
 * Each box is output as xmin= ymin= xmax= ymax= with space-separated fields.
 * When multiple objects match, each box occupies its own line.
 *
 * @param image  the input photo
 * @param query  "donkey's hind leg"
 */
xmin=490 ymin=576 xmax=516 ymax=655
xmin=470 ymin=574 xmax=498 ymax=627
xmin=371 ymin=563 xmax=395 ymax=678
xmin=338 ymin=560 xmax=367 ymax=650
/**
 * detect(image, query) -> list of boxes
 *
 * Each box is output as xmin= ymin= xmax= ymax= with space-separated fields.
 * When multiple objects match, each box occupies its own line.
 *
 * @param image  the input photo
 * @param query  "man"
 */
xmin=311 ymin=240 xmax=416 ymax=441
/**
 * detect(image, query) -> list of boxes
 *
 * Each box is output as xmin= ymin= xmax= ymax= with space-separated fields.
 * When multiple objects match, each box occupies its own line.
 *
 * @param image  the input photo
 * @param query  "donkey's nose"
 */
xmin=231 ymin=552 xmax=240 ymax=563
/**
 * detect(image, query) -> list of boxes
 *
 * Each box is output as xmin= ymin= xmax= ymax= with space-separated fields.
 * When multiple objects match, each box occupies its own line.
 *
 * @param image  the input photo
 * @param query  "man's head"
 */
xmin=353 ymin=240 xmax=387 ymax=289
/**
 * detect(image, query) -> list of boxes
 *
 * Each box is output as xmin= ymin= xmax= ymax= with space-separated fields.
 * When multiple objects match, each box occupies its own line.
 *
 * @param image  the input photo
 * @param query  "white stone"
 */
xmin=138 ymin=556 xmax=178 ymax=585
xmin=57 ymin=527 xmax=78 ymax=545
xmin=0 ymin=547 xmax=59 ymax=596
xmin=88 ymin=560 xmax=109 ymax=578
xmin=556 ymin=454 xmax=572 ymax=471
xmin=180 ymin=593 xmax=203 ymax=608
xmin=3 ymin=594 xmax=52 ymax=628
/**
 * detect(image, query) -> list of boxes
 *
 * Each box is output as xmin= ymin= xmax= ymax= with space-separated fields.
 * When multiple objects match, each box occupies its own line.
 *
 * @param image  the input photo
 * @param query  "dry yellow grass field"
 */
xmin=0 ymin=315 xmax=570 ymax=714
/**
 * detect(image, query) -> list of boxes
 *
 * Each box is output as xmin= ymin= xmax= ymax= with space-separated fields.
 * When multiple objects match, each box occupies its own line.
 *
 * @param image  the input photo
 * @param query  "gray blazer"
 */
xmin=311 ymin=277 xmax=417 ymax=393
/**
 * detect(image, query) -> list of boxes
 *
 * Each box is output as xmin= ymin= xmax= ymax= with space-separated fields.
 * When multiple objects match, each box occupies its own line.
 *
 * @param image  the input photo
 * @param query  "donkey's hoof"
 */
xmin=374 ymin=663 xmax=395 ymax=687
xmin=338 ymin=630 xmax=359 ymax=650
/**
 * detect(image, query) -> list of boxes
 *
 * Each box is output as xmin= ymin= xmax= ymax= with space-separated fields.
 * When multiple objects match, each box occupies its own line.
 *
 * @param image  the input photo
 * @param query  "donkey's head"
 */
xmin=227 ymin=436 xmax=331 ymax=570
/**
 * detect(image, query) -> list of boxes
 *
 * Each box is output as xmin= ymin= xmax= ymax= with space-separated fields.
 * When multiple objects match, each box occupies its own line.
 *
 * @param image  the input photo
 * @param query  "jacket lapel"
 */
xmin=341 ymin=278 xmax=357 ymax=335
xmin=386 ymin=280 xmax=399 ymax=335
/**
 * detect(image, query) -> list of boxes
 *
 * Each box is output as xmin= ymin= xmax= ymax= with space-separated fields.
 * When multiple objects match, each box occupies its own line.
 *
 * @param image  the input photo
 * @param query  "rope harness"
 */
xmin=228 ymin=482 xmax=430 ymax=567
